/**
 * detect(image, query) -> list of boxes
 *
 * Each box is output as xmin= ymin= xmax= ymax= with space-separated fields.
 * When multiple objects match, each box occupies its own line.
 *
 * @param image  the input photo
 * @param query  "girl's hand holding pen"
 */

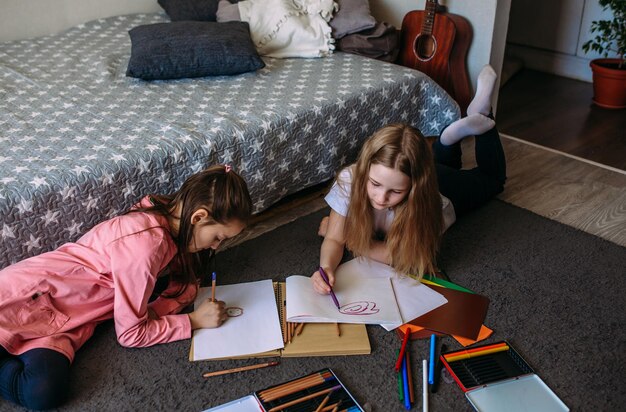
xmin=188 ymin=299 xmax=227 ymax=329
xmin=311 ymin=267 xmax=335 ymax=295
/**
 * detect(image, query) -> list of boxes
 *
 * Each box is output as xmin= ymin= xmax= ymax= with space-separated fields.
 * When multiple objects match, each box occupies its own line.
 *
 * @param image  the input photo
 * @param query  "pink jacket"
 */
xmin=0 ymin=197 xmax=196 ymax=362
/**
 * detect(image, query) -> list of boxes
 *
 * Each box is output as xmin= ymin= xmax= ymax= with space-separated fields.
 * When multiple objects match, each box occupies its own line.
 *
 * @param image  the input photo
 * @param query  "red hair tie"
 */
xmin=224 ymin=164 xmax=232 ymax=173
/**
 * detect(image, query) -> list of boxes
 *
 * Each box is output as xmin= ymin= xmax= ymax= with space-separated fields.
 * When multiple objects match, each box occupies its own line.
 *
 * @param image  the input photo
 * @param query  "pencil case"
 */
xmin=440 ymin=340 xmax=569 ymax=412
xmin=253 ymin=368 xmax=364 ymax=412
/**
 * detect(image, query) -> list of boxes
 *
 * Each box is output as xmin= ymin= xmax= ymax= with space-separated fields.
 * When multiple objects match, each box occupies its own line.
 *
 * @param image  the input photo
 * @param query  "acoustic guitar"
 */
xmin=399 ymin=0 xmax=472 ymax=114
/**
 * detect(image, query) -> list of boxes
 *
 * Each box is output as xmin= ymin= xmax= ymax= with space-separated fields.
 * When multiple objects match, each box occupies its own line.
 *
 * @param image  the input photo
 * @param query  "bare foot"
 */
xmin=318 ymin=216 xmax=329 ymax=237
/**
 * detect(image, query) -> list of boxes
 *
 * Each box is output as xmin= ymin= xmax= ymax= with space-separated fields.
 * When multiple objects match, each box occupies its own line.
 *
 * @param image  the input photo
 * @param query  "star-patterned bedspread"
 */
xmin=0 ymin=13 xmax=460 ymax=268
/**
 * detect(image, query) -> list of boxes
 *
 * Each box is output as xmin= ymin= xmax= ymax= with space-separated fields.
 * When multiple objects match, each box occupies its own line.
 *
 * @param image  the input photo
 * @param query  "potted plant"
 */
xmin=582 ymin=0 xmax=626 ymax=109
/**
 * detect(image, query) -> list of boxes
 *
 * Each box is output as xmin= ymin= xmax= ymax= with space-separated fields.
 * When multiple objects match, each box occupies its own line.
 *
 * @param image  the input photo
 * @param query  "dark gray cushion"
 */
xmin=157 ymin=0 xmax=221 ymax=22
xmin=330 ymin=0 xmax=377 ymax=39
xmin=126 ymin=21 xmax=265 ymax=80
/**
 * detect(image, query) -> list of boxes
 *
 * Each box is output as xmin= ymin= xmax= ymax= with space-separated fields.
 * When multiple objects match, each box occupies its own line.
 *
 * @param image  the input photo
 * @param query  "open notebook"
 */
xmin=190 ymin=279 xmax=370 ymax=361
xmin=285 ymin=275 xmax=403 ymax=325
xmin=288 ymin=258 xmax=448 ymax=331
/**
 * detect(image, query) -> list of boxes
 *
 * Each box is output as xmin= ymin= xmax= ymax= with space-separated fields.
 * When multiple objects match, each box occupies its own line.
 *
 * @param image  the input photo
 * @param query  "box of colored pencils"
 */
xmin=441 ymin=341 xmax=569 ymax=412
xmin=254 ymin=368 xmax=364 ymax=412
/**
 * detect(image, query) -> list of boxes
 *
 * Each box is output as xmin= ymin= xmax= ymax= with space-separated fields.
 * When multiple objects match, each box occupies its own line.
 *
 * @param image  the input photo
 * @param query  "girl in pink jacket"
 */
xmin=0 ymin=165 xmax=252 ymax=410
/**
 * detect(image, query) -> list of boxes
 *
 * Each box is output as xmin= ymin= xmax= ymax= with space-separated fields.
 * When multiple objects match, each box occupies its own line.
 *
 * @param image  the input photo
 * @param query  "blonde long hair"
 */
xmin=344 ymin=124 xmax=442 ymax=278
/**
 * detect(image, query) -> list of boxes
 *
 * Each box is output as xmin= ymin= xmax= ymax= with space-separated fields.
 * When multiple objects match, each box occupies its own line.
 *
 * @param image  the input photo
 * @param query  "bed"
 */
xmin=0 ymin=12 xmax=460 ymax=269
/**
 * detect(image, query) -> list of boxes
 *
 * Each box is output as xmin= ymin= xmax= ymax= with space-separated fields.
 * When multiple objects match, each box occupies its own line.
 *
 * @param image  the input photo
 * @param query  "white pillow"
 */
xmin=237 ymin=0 xmax=336 ymax=58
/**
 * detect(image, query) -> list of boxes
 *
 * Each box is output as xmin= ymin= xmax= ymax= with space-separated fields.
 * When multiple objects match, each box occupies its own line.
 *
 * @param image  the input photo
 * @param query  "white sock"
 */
xmin=440 ymin=114 xmax=495 ymax=146
xmin=467 ymin=65 xmax=497 ymax=116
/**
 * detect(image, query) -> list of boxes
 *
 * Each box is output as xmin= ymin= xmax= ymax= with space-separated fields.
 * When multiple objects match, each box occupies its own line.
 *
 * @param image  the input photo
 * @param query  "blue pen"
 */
xmin=402 ymin=351 xmax=411 ymax=410
xmin=318 ymin=266 xmax=341 ymax=310
xmin=428 ymin=334 xmax=436 ymax=385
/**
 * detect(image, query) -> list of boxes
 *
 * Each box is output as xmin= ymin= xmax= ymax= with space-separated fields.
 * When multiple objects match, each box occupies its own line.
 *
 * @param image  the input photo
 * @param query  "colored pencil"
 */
xmin=430 ymin=344 xmax=446 ymax=393
xmin=428 ymin=334 xmax=436 ymax=385
xmin=335 ymin=322 xmax=341 ymax=337
xmin=314 ymin=392 xmax=332 ymax=412
xmin=395 ymin=330 xmax=411 ymax=372
xmin=211 ymin=272 xmax=216 ymax=302
xmin=318 ymin=266 xmax=341 ymax=309
xmin=406 ymin=348 xmax=415 ymax=403
xmin=258 ymin=370 xmax=332 ymax=396
xmin=286 ymin=322 xmax=290 ymax=343
xmin=402 ymin=353 xmax=410 ymax=410
xmin=422 ymin=359 xmax=428 ymax=412
xmin=202 ymin=360 xmax=279 ymax=378
xmin=444 ymin=345 xmax=510 ymax=362
xmin=443 ymin=342 xmax=508 ymax=359
xmin=330 ymin=400 xmax=342 ymax=412
xmin=295 ymin=322 xmax=305 ymax=336
xmin=259 ymin=371 xmax=335 ymax=401
xmin=267 ymin=384 xmax=341 ymax=412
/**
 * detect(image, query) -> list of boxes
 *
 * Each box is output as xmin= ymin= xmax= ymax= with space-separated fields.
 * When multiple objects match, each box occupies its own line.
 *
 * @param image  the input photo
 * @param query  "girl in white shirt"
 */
xmin=312 ymin=65 xmax=505 ymax=293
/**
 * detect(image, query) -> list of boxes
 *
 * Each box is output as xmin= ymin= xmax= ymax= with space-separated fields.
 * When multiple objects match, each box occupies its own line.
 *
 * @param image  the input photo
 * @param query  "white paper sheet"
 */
xmin=191 ymin=279 xmax=284 ymax=361
xmin=327 ymin=258 xmax=448 ymax=331
xmin=285 ymin=274 xmax=403 ymax=325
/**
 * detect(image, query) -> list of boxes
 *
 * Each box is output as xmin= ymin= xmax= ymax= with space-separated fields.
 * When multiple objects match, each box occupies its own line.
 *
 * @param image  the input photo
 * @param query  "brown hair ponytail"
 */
xmin=138 ymin=165 xmax=252 ymax=294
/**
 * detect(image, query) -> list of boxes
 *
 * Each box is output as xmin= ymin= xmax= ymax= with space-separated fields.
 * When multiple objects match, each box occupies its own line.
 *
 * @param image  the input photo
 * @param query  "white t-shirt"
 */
xmin=325 ymin=167 xmax=456 ymax=235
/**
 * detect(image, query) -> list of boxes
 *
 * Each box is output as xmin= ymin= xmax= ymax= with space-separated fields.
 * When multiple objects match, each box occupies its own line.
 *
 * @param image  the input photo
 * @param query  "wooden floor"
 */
xmin=496 ymin=69 xmax=626 ymax=171
xmin=465 ymin=135 xmax=626 ymax=247
xmin=490 ymin=69 xmax=625 ymax=246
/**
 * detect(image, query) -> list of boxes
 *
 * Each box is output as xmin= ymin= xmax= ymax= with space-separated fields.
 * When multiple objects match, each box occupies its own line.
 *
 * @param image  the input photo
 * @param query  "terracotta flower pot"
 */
xmin=589 ymin=58 xmax=626 ymax=109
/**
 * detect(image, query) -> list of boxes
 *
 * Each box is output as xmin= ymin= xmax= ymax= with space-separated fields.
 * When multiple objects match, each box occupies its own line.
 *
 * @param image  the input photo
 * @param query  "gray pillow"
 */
xmin=338 ymin=22 xmax=399 ymax=62
xmin=216 ymin=0 xmax=241 ymax=22
xmin=126 ymin=21 xmax=265 ymax=80
xmin=330 ymin=0 xmax=377 ymax=39
xmin=157 ymin=0 xmax=221 ymax=21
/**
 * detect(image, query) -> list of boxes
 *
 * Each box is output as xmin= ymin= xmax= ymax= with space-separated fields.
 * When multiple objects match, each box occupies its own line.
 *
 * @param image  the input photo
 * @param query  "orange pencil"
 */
xmin=330 ymin=400 xmax=342 ymax=412
xmin=314 ymin=392 xmax=332 ymax=412
xmin=444 ymin=344 xmax=510 ymax=362
xmin=295 ymin=322 xmax=305 ymax=336
xmin=202 ymin=360 xmax=279 ymax=378
xmin=267 ymin=385 xmax=341 ymax=412
xmin=259 ymin=371 xmax=334 ymax=401
xmin=259 ymin=370 xmax=332 ymax=395
xmin=443 ymin=342 xmax=508 ymax=360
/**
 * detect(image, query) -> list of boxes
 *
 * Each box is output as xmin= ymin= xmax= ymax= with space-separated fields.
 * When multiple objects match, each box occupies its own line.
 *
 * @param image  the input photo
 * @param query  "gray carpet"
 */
xmin=3 ymin=200 xmax=625 ymax=412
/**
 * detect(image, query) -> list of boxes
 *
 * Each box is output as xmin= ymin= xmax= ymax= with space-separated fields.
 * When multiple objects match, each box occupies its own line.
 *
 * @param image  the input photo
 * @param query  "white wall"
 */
xmin=0 ymin=0 xmax=159 ymax=42
xmin=0 ymin=0 xmax=511 ymax=105
xmin=506 ymin=0 xmax=612 ymax=82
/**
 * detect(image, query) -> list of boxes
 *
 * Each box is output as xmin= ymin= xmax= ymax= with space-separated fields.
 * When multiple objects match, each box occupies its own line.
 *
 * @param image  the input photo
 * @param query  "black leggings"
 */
xmin=0 ymin=346 xmax=70 ymax=410
xmin=433 ymin=125 xmax=506 ymax=217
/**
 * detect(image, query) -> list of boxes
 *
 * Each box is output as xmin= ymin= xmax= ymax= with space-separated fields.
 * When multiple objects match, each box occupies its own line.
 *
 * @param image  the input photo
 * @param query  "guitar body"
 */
xmin=399 ymin=8 xmax=473 ymax=114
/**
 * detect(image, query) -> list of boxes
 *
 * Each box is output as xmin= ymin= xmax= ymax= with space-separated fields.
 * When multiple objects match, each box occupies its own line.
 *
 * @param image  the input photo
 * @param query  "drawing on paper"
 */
xmin=339 ymin=301 xmax=380 ymax=315
xmin=226 ymin=307 xmax=243 ymax=317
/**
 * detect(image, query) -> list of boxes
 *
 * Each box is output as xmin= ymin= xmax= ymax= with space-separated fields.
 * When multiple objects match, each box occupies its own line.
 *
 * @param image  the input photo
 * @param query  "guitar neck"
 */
xmin=422 ymin=0 xmax=439 ymax=35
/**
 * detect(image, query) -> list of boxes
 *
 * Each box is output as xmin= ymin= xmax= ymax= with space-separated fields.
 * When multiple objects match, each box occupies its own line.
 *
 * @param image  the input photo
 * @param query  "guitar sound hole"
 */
xmin=414 ymin=34 xmax=436 ymax=61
